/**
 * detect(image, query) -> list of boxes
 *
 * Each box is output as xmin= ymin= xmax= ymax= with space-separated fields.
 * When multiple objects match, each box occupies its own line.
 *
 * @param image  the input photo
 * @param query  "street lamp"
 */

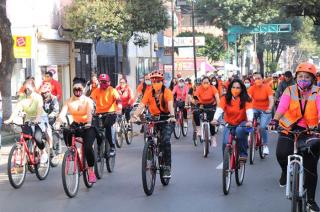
xmin=191 ymin=0 xmax=197 ymax=80
xmin=171 ymin=0 xmax=175 ymax=79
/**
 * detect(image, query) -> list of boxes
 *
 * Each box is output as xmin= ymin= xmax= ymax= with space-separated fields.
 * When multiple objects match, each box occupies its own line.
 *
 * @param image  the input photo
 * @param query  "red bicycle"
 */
xmin=61 ymin=125 xmax=95 ymax=198
xmin=173 ymin=100 xmax=188 ymax=139
xmin=248 ymin=113 xmax=266 ymax=165
xmin=6 ymin=122 xmax=51 ymax=189
xmin=222 ymin=124 xmax=251 ymax=195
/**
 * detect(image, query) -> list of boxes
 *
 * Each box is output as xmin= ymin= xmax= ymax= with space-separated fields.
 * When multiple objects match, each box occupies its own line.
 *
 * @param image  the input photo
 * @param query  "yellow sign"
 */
xmin=13 ymin=36 xmax=32 ymax=58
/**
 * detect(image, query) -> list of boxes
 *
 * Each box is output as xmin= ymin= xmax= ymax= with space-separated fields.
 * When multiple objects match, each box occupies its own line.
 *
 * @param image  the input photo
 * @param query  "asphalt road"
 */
xmin=0 ymin=124 xmax=318 ymax=212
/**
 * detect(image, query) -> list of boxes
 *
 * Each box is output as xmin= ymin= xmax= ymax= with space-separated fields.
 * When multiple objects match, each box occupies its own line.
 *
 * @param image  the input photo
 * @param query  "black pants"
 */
xmin=175 ymin=102 xmax=187 ymax=119
xmin=276 ymin=133 xmax=320 ymax=201
xmin=103 ymin=113 xmax=117 ymax=149
xmin=22 ymin=124 xmax=45 ymax=150
xmin=193 ymin=106 xmax=216 ymax=136
xmin=155 ymin=120 xmax=174 ymax=167
xmin=63 ymin=124 xmax=96 ymax=167
xmin=122 ymin=107 xmax=132 ymax=122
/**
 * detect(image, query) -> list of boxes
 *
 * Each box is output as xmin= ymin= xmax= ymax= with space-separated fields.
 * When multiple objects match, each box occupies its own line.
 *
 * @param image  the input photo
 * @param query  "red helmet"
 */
xmin=149 ymin=70 xmax=164 ymax=80
xmin=40 ymin=83 xmax=52 ymax=93
xmin=99 ymin=74 xmax=110 ymax=81
xmin=296 ymin=62 xmax=317 ymax=78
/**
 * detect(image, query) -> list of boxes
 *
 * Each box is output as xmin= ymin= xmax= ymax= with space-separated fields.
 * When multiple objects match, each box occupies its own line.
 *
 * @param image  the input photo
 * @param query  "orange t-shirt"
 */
xmin=219 ymin=96 xmax=253 ymax=126
xmin=195 ymin=85 xmax=218 ymax=105
xmin=141 ymin=88 xmax=173 ymax=115
xmin=91 ymin=86 xmax=120 ymax=113
xmin=137 ymin=83 xmax=151 ymax=95
xmin=67 ymin=96 xmax=92 ymax=123
xmin=248 ymin=84 xmax=273 ymax=111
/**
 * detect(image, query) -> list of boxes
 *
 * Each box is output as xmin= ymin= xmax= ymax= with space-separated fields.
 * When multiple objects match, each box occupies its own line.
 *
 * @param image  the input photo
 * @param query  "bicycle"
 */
xmin=134 ymin=115 xmax=174 ymax=196
xmin=273 ymin=128 xmax=320 ymax=212
xmin=60 ymin=124 xmax=96 ymax=198
xmin=6 ymin=122 xmax=51 ymax=189
xmin=222 ymin=124 xmax=251 ymax=195
xmin=93 ymin=113 xmax=116 ymax=175
xmin=114 ymin=113 xmax=133 ymax=148
xmin=173 ymin=100 xmax=188 ymax=139
xmin=248 ymin=113 xmax=266 ymax=164
xmin=50 ymin=124 xmax=63 ymax=167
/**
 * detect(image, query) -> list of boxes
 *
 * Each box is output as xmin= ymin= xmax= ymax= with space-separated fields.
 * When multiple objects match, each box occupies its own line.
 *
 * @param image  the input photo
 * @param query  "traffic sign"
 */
xmin=228 ymin=24 xmax=291 ymax=34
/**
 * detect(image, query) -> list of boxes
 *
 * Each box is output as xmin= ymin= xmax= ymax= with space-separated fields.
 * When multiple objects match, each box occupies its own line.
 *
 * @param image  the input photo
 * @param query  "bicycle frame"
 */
xmin=253 ymin=114 xmax=262 ymax=147
xmin=226 ymin=131 xmax=238 ymax=171
xmin=200 ymin=110 xmax=211 ymax=141
xmin=66 ymin=134 xmax=86 ymax=173
xmin=17 ymin=133 xmax=38 ymax=166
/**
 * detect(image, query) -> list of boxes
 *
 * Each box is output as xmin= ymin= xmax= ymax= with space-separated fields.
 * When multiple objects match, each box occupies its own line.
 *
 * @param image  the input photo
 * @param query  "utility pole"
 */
xmin=171 ymin=0 xmax=175 ymax=78
xmin=192 ymin=0 xmax=197 ymax=80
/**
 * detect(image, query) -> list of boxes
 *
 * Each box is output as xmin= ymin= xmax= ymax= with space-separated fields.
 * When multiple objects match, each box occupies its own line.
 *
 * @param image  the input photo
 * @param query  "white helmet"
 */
xmin=272 ymin=73 xmax=278 ymax=78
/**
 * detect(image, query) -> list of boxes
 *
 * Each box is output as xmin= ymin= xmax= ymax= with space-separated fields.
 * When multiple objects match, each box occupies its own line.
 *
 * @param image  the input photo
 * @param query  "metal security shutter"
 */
xmin=37 ymin=42 xmax=69 ymax=66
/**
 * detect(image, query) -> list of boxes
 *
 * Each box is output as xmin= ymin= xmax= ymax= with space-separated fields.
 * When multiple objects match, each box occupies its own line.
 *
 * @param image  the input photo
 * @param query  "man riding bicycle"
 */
xmin=131 ymin=70 xmax=176 ymax=178
xmin=269 ymin=62 xmax=320 ymax=211
xmin=172 ymin=78 xmax=189 ymax=127
xmin=248 ymin=72 xmax=274 ymax=156
xmin=91 ymin=74 xmax=122 ymax=157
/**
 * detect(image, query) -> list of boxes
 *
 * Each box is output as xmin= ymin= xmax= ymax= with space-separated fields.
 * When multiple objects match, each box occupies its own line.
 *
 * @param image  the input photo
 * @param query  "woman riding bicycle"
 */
xmin=55 ymin=77 xmax=97 ymax=183
xmin=269 ymin=62 xmax=320 ymax=211
xmin=192 ymin=76 xmax=220 ymax=146
xmin=131 ymin=70 xmax=176 ymax=178
xmin=116 ymin=77 xmax=134 ymax=123
xmin=5 ymin=79 xmax=52 ymax=164
xmin=172 ymin=78 xmax=189 ymax=126
xmin=211 ymin=79 xmax=253 ymax=161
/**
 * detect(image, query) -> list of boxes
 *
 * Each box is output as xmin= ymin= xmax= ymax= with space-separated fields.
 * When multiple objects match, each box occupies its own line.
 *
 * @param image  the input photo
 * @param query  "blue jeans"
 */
xmin=222 ymin=121 xmax=249 ymax=157
xmin=253 ymin=109 xmax=272 ymax=145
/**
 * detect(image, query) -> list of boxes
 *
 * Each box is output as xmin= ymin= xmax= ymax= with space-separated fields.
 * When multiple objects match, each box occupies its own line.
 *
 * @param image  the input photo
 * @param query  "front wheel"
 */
xmin=83 ymin=157 xmax=94 ymax=188
xmin=142 ymin=140 xmax=156 ymax=196
xmin=257 ymin=133 xmax=265 ymax=159
xmin=61 ymin=149 xmax=79 ymax=198
xmin=115 ymin=122 xmax=123 ymax=148
xmin=105 ymin=142 xmax=115 ymax=173
xmin=94 ymin=139 xmax=105 ymax=179
xmin=50 ymin=132 xmax=62 ymax=167
xmin=7 ymin=144 xmax=27 ymax=189
xmin=35 ymin=141 xmax=51 ymax=181
xmin=181 ymin=117 xmax=188 ymax=137
xmin=249 ymin=132 xmax=255 ymax=165
xmin=291 ymin=163 xmax=303 ymax=212
xmin=222 ymin=146 xmax=232 ymax=195
xmin=173 ymin=118 xmax=181 ymax=139
xmin=193 ymin=131 xmax=198 ymax=147
xmin=235 ymin=150 xmax=245 ymax=186
xmin=203 ymin=124 xmax=209 ymax=158
xmin=125 ymin=122 xmax=133 ymax=145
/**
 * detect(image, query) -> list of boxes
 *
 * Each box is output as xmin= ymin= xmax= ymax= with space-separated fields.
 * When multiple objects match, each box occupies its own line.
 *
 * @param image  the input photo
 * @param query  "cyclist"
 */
xmin=248 ymin=72 xmax=274 ymax=155
xmin=187 ymin=78 xmax=201 ymax=136
xmin=172 ymin=78 xmax=189 ymax=126
xmin=131 ymin=70 xmax=176 ymax=178
xmin=244 ymin=78 xmax=251 ymax=89
xmin=211 ymin=76 xmax=223 ymax=97
xmin=91 ymin=74 xmax=122 ymax=157
xmin=211 ymin=79 xmax=253 ymax=161
xmin=116 ymin=77 xmax=134 ymax=124
xmin=270 ymin=73 xmax=279 ymax=92
xmin=134 ymin=74 xmax=152 ymax=103
xmin=55 ymin=77 xmax=96 ymax=183
xmin=5 ymin=79 xmax=51 ymax=164
xmin=41 ymin=71 xmax=62 ymax=101
xmin=84 ymin=72 xmax=99 ymax=97
xmin=193 ymin=76 xmax=220 ymax=146
xmin=275 ymin=71 xmax=294 ymax=102
xmin=269 ymin=62 xmax=320 ymax=211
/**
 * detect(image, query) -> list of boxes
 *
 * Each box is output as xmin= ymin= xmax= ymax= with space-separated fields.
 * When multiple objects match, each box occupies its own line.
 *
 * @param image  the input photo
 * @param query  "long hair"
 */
xmin=211 ymin=76 xmax=219 ymax=89
xmin=225 ymin=79 xmax=251 ymax=109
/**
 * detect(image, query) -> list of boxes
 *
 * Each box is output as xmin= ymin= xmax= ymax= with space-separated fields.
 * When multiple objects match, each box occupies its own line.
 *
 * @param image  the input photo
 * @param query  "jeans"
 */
xmin=222 ymin=121 xmax=249 ymax=157
xmin=253 ymin=109 xmax=272 ymax=145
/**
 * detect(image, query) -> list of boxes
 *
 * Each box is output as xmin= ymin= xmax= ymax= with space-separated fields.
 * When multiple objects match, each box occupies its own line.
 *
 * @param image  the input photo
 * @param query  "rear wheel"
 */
xmin=181 ymin=116 xmax=188 ymax=137
xmin=249 ymin=132 xmax=255 ymax=165
xmin=203 ymin=124 xmax=209 ymax=157
xmin=61 ymin=149 xmax=79 ymax=198
xmin=50 ymin=132 xmax=62 ymax=167
xmin=94 ymin=139 xmax=105 ymax=179
xmin=7 ymin=144 xmax=27 ymax=189
xmin=193 ymin=131 xmax=198 ymax=147
xmin=222 ymin=146 xmax=232 ymax=195
xmin=35 ymin=141 xmax=51 ymax=181
xmin=115 ymin=121 xmax=123 ymax=148
xmin=173 ymin=115 xmax=181 ymax=139
xmin=159 ymin=156 xmax=170 ymax=186
xmin=83 ymin=157 xmax=94 ymax=188
xmin=235 ymin=146 xmax=245 ymax=186
xmin=142 ymin=140 xmax=156 ymax=196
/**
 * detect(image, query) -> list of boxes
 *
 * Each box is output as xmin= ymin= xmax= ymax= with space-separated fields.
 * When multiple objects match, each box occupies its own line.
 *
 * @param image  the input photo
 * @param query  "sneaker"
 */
xmin=279 ymin=172 xmax=286 ymax=187
xmin=307 ymin=200 xmax=320 ymax=212
xmin=88 ymin=169 xmax=97 ymax=183
xmin=183 ymin=122 xmax=188 ymax=128
xmin=109 ymin=148 xmax=116 ymax=157
xmin=263 ymin=145 xmax=269 ymax=155
xmin=40 ymin=151 xmax=48 ymax=164
xmin=211 ymin=136 xmax=217 ymax=147
xmin=162 ymin=166 xmax=171 ymax=179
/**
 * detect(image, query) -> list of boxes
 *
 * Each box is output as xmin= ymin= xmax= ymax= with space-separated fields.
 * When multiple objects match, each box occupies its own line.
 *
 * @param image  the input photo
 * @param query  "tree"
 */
xmin=0 ymin=0 xmax=15 ymax=120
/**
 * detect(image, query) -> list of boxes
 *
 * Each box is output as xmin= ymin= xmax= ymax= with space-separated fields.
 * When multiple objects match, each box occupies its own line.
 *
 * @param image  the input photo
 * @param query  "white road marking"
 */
xmin=216 ymin=162 xmax=223 ymax=170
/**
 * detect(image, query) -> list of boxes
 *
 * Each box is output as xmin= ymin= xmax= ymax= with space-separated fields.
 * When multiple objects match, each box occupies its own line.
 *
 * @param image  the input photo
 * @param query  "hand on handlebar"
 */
xmin=168 ymin=117 xmax=176 ymax=123
xmin=268 ymin=119 xmax=279 ymax=130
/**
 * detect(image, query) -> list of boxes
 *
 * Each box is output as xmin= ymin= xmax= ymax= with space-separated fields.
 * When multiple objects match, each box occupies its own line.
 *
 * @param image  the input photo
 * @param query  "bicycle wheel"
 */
xmin=222 ymin=146 xmax=232 ymax=195
xmin=61 ymin=149 xmax=79 ymax=198
xmin=235 ymin=147 xmax=245 ymax=186
xmin=193 ymin=131 xmax=198 ymax=147
xmin=203 ymin=124 xmax=209 ymax=158
xmin=291 ymin=163 xmax=302 ymax=212
xmin=7 ymin=144 xmax=27 ymax=189
xmin=105 ymin=142 xmax=115 ymax=173
xmin=173 ymin=118 xmax=181 ymax=139
xmin=94 ymin=139 xmax=105 ymax=179
xmin=181 ymin=117 xmax=188 ymax=137
xmin=125 ymin=122 xmax=133 ymax=145
xmin=115 ymin=121 xmax=124 ymax=148
xmin=142 ymin=140 xmax=156 ymax=196
xmin=257 ymin=133 xmax=266 ymax=159
xmin=249 ymin=132 xmax=255 ymax=165
xmin=50 ymin=131 xmax=61 ymax=167
xmin=35 ymin=141 xmax=51 ymax=181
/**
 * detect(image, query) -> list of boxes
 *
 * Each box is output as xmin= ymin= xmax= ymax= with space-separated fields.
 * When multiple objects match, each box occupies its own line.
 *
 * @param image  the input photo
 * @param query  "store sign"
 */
xmin=164 ymin=36 xmax=205 ymax=47
xmin=13 ymin=36 xmax=32 ymax=58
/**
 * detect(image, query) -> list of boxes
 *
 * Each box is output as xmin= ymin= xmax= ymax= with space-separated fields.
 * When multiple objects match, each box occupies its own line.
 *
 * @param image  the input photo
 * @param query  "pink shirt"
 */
xmin=172 ymin=85 xmax=188 ymax=101
xmin=277 ymin=92 xmax=320 ymax=128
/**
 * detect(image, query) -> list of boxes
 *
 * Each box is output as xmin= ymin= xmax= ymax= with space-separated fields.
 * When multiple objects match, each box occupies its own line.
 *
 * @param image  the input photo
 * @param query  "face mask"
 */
xmin=212 ymin=81 xmax=217 ymax=86
xmin=152 ymin=82 xmax=163 ymax=91
xmin=203 ymin=83 xmax=210 ymax=89
xmin=245 ymin=83 xmax=251 ymax=88
xmin=255 ymin=79 xmax=262 ymax=86
xmin=73 ymin=88 xmax=83 ymax=97
xmin=178 ymin=82 xmax=184 ymax=87
xmin=297 ymin=79 xmax=312 ymax=90
xmin=100 ymin=82 xmax=110 ymax=90
xmin=145 ymin=80 xmax=151 ymax=85
xmin=25 ymin=88 xmax=32 ymax=96
xmin=231 ymin=88 xmax=241 ymax=97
